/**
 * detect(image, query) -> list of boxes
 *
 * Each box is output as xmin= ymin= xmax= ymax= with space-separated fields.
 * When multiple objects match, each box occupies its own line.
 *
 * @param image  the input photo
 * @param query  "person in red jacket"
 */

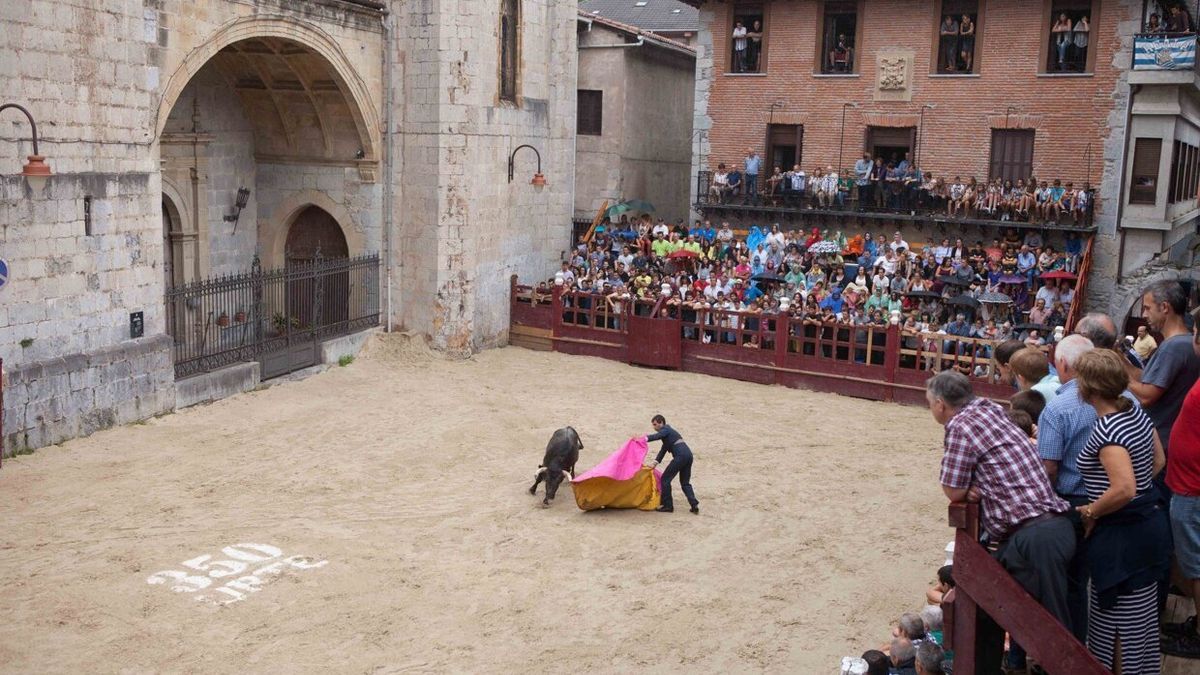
xmin=1163 ymin=307 xmax=1200 ymax=659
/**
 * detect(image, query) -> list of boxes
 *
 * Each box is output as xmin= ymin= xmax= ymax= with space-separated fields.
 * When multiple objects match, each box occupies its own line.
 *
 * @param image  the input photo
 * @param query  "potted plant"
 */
xmin=271 ymin=313 xmax=299 ymax=335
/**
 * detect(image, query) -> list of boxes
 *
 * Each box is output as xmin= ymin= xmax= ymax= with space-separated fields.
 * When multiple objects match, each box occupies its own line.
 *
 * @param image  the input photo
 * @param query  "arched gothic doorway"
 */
xmin=285 ymin=205 xmax=349 ymax=264
xmin=285 ymin=205 xmax=350 ymax=328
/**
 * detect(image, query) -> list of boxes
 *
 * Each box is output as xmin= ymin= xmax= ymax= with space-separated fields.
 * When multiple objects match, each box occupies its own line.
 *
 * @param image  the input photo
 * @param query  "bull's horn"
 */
xmin=562 ymin=470 xmax=572 ymax=481
xmin=536 ymin=467 xmax=547 ymax=475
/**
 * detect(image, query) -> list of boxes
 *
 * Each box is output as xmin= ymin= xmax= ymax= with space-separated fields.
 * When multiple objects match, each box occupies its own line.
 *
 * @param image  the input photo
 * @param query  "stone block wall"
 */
xmin=255 ymin=163 xmax=382 ymax=265
xmin=164 ymin=68 xmax=260 ymax=275
xmin=3 ymin=336 xmax=174 ymax=452
xmin=391 ymin=0 xmax=577 ymax=353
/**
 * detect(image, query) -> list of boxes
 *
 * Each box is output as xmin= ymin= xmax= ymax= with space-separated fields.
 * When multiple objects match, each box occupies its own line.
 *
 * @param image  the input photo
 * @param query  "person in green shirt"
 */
xmin=866 ymin=287 xmax=887 ymax=313
xmin=651 ymin=235 xmax=672 ymax=258
xmin=887 ymin=292 xmax=903 ymax=314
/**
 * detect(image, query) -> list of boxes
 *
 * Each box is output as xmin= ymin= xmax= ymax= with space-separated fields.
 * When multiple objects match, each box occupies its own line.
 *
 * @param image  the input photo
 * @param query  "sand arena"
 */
xmin=0 ymin=334 xmax=951 ymax=672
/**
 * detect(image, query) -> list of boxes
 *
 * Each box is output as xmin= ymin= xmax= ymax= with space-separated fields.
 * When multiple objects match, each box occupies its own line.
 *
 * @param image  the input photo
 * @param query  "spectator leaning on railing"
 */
xmin=546 ymin=220 xmax=1083 ymax=367
xmin=926 ymin=370 xmax=1075 ymax=674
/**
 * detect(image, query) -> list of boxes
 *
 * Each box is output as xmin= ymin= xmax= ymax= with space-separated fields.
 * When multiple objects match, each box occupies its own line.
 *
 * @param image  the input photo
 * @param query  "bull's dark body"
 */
xmin=529 ymin=426 xmax=582 ymax=505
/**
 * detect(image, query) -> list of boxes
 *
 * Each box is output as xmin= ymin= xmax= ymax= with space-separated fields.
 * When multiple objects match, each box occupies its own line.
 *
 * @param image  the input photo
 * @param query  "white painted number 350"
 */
xmin=147 ymin=544 xmax=283 ymax=592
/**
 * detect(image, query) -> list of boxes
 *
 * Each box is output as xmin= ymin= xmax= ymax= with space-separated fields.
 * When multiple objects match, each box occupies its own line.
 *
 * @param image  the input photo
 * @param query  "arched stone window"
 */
xmin=499 ymin=0 xmax=520 ymax=102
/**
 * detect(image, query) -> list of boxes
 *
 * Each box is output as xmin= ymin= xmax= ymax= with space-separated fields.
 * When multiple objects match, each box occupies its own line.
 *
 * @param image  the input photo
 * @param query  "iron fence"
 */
xmin=165 ymin=253 xmax=381 ymax=379
xmin=693 ymin=170 xmax=1096 ymax=229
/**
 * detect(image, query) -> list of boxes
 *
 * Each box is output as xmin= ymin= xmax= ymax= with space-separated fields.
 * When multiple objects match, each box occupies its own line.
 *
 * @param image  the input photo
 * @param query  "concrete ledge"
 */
xmin=321 ymin=327 xmax=382 ymax=364
xmin=175 ymin=361 xmax=261 ymax=410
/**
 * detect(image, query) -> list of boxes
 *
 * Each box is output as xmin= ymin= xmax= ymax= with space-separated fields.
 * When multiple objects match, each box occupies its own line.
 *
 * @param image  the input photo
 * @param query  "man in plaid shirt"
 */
xmin=926 ymin=371 xmax=1075 ymax=674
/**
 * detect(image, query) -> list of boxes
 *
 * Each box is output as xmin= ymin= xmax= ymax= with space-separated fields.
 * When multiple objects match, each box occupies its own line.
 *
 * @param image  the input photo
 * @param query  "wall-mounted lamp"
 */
xmin=508 ymin=144 xmax=546 ymax=188
xmin=223 ymin=187 xmax=251 ymax=231
xmin=0 ymin=103 xmax=51 ymax=193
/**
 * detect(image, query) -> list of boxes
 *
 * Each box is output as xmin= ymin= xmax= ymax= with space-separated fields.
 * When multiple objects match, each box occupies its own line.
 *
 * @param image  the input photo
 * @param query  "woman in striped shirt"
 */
xmin=1074 ymin=349 xmax=1171 ymax=674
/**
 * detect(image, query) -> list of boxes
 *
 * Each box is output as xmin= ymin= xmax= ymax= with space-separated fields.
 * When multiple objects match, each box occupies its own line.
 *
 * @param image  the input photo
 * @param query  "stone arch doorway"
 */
xmin=285 ymin=205 xmax=350 ymax=328
xmin=285 ymin=205 xmax=349 ymax=264
xmin=158 ymin=25 xmax=380 ymax=279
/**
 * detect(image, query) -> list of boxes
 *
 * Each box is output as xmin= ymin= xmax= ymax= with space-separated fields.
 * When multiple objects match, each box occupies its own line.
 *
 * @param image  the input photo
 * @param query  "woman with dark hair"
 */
xmin=644 ymin=415 xmax=699 ymax=514
xmin=959 ymin=13 xmax=976 ymax=72
xmin=1074 ymin=349 xmax=1170 ymax=674
xmin=1052 ymin=13 xmax=1074 ymax=70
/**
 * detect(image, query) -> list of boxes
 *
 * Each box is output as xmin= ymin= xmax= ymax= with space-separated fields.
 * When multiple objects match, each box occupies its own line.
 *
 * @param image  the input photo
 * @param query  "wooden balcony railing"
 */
xmin=944 ymin=502 xmax=1107 ymax=674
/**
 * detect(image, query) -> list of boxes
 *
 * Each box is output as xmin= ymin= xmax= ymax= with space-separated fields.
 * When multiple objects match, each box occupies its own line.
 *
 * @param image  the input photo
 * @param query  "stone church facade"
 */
xmin=0 ymin=0 xmax=577 ymax=452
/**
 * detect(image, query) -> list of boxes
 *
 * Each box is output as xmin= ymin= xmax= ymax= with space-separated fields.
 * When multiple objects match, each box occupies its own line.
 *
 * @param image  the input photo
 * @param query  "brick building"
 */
xmin=687 ymin=0 xmax=1200 ymax=321
xmin=0 ymin=0 xmax=577 ymax=453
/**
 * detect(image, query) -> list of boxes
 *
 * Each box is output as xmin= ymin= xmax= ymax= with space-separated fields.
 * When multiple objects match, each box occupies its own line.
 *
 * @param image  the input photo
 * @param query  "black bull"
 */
xmin=528 ymin=427 xmax=583 ymax=505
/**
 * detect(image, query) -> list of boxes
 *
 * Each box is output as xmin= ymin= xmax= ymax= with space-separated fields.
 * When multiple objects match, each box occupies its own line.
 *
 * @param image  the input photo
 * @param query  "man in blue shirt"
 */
xmin=1017 ymin=244 xmax=1037 ymax=284
xmin=854 ymin=152 xmax=874 ymax=211
xmin=726 ymin=168 xmax=742 ymax=204
xmin=743 ymin=149 xmax=761 ymax=205
xmin=644 ymin=415 xmax=699 ymax=513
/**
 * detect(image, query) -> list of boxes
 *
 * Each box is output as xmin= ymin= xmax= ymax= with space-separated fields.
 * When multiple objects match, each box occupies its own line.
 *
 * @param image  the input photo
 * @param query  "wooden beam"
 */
xmin=954 ymin=535 xmax=1108 ymax=674
xmin=583 ymin=200 xmax=609 ymax=243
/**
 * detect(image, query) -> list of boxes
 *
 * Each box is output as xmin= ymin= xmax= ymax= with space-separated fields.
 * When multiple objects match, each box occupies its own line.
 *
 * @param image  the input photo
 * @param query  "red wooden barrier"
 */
xmin=944 ymin=503 xmax=1107 ymax=674
xmin=627 ymin=314 xmax=681 ymax=368
xmin=509 ymin=280 xmax=1014 ymax=408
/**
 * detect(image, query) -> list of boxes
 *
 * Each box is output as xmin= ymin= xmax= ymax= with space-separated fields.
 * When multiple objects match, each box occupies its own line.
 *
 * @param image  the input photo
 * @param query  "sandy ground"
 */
xmin=0 ymin=334 xmax=954 ymax=674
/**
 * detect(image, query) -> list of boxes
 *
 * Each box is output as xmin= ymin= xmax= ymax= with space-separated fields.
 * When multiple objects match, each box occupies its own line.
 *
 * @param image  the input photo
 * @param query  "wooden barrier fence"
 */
xmin=509 ymin=276 xmax=1015 ymax=406
xmin=944 ymin=502 xmax=1108 ymax=674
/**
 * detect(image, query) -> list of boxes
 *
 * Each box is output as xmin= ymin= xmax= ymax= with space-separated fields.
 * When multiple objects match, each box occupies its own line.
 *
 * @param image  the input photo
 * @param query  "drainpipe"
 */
xmin=380 ymin=6 xmax=394 ymax=332
xmin=579 ymin=35 xmax=646 ymax=50
xmin=1115 ymin=84 xmax=1141 ymax=283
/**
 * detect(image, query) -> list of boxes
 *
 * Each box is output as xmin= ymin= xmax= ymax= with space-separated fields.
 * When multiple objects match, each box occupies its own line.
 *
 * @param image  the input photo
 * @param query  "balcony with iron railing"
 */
xmin=693 ymin=170 xmax=1097 ymax=234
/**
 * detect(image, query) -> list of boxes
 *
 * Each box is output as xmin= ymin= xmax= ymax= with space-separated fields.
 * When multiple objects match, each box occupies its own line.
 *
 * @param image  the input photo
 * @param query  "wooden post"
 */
xmin=551 ymin=284 xmax=564 ymax=352
xmin=946 ymin=502 xmax=1107 ymax=675
xmin=774 ymin=312 xmax=789 ymax=384
xmin=883 ymin=323 xmax=900 ymax=402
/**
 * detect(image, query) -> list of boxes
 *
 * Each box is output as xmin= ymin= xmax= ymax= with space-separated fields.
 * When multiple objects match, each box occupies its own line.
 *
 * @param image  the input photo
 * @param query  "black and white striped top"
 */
xmin=1078 ymin=406 xmax=1157 ymax=502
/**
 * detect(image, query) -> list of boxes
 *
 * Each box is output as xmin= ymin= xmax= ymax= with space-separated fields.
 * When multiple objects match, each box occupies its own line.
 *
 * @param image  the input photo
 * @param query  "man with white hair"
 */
xmin=1035 ymin=332 xmax=1118 ymax=645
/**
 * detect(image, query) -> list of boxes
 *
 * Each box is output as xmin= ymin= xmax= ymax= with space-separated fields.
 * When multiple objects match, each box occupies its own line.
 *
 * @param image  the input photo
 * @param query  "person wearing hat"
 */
xmin=643 ymin=415 xmax=699 ymax=514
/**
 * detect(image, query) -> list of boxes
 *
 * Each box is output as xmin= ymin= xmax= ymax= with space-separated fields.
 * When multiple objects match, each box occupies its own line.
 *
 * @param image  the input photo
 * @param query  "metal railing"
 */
xmin=165 ymin=253 xmax=380 ymax=379
xmin=694 ymin=170 xmax=1096 ymax=230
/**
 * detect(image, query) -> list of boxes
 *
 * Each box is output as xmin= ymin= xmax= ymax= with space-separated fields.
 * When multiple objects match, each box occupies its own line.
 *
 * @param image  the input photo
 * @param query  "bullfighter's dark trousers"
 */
xmin=660 ymin=450 xmax=698 ymax=510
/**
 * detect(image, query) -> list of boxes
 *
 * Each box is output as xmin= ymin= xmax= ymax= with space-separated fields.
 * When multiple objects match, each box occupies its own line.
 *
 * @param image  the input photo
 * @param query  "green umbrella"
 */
xmin=605 ymin=199 xmax=656 ymax=219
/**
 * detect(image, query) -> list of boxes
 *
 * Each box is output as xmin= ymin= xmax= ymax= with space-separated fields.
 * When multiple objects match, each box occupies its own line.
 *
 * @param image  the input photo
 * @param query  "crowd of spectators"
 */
xmin=920 ymin=280 xmax=1200 ymax=673
xmin=540 ymin=216 xmax=1084 ymax=375
xmin=707 ymin=151 xmax=1094 ymax=229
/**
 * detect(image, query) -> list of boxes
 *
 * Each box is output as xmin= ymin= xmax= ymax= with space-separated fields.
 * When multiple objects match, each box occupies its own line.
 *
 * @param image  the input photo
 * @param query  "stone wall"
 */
xmin=164 ymin=68 xmax=259 ymax=275
xmin=576 ymin=23 xmax=696 ymax=224
xmin=0 ymin=0 xmax=387 ymax=455
xmin=0 ymin=0 xmax=580 ymax=454
xmin=3 ymin=336 xmax=173 ymax=452
xmin=392 ymin=0 xmax=577 ymax=353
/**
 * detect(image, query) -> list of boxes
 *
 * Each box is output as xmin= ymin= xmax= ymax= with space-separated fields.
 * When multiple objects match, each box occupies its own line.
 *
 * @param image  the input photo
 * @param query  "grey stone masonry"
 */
xmin=3 ymin=336 xmax=174 ymax=455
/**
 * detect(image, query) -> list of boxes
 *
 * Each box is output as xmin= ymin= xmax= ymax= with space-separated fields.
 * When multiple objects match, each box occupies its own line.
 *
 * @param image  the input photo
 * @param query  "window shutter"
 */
xmin=1130 ymin=138 xmax=1161 ymax=205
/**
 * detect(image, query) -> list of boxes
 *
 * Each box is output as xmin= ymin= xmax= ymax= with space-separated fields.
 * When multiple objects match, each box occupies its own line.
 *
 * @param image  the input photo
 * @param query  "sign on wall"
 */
xmin=0 ymin=258 xmax=8 ymax=291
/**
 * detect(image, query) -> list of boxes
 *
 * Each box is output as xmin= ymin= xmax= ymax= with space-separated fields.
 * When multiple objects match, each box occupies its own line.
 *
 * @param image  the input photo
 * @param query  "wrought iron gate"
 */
xmin=165 ymin=253 xmax=380 ymax=380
